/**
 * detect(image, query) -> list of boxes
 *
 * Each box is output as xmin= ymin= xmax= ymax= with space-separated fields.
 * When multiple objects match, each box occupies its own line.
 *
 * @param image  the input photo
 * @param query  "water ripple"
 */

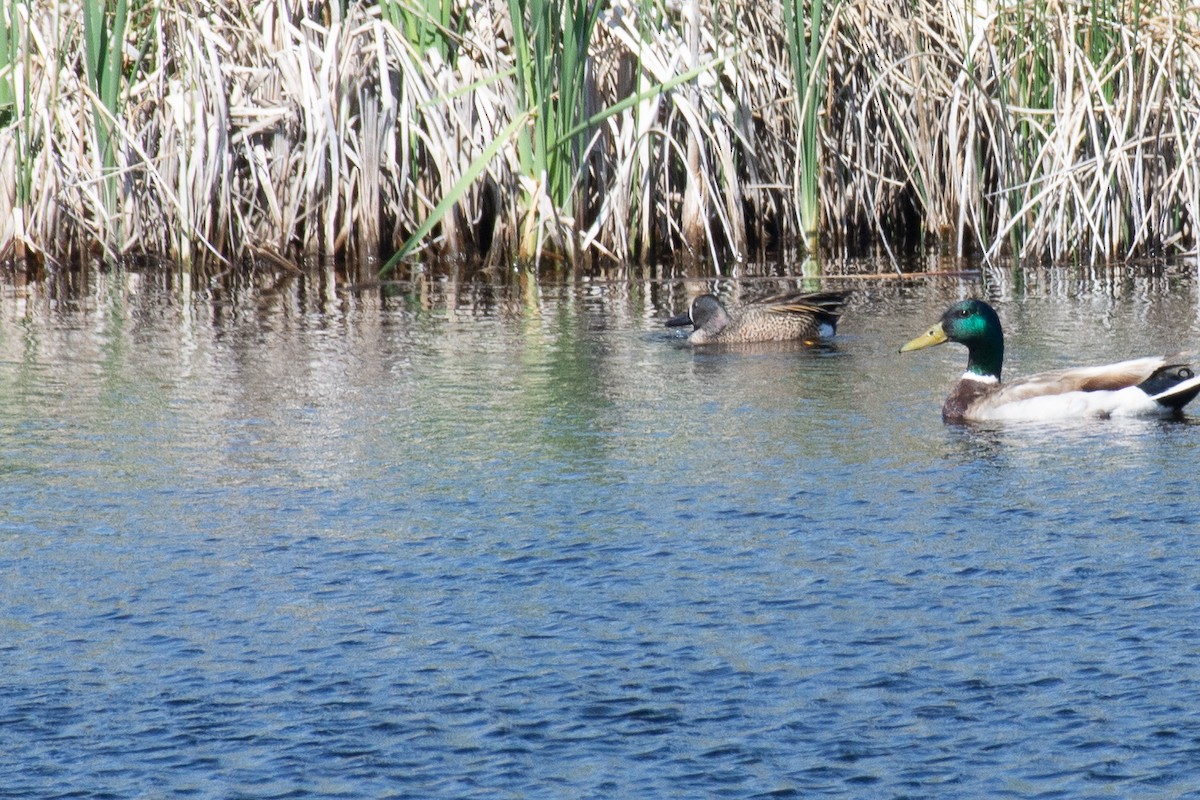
xmin=3 ymin=288 xmax=1200 ymax=798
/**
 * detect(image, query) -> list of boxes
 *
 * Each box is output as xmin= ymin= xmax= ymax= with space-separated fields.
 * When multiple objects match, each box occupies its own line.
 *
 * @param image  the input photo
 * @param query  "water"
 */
xmin=3 ymin=264 xmax=1200 ymax=798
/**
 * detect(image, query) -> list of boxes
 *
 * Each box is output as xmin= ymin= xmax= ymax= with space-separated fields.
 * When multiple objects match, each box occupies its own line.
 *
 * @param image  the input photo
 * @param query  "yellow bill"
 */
xmin=900 ymin=321 xmax=948 ymax=353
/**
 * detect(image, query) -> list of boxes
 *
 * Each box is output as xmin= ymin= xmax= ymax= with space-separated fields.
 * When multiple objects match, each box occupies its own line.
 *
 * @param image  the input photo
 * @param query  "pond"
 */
xmin=2 ymin=261 xmax=1200 ymax=798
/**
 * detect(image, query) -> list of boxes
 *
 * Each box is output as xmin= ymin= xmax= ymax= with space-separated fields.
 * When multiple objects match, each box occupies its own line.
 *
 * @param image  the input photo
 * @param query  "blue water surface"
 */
xmin=2 ymin=267 xmax=1200 ymax=798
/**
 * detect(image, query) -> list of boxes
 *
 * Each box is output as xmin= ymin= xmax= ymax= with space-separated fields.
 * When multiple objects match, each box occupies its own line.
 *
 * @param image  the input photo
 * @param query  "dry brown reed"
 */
xmin=3 ymin=0 xmax=1200 ymax=273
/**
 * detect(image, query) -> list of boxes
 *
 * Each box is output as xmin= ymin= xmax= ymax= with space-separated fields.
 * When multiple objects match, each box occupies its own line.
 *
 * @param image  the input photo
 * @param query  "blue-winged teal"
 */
xmin=900 ymin=298 xmax=1200 ymax=422
xmin=666 ymin=290 xmax=850 ymax=345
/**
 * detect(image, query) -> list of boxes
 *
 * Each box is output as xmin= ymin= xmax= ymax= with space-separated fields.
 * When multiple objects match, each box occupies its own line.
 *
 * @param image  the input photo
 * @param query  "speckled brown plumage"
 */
xmin=666 ymin=290 xmax=849 ymax=345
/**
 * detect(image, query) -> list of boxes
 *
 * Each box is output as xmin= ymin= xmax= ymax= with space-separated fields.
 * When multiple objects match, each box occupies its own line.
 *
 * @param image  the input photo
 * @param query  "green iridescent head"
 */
xmin=900 ymin=299 xmax=1004 ymax=379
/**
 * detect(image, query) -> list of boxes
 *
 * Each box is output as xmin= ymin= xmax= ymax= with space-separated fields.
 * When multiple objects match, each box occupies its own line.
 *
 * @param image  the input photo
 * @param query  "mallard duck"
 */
xmin=900 ymin=299 xmax=1200 ymax=422
xmin=666 ymin=290 xmax=849 ymax=345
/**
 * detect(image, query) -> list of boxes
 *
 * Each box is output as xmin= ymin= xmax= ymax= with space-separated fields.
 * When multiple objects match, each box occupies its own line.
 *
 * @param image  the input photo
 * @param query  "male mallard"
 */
xmin=666 ymin=290 xmax=849 ymax=345
xmin=900 ymin=299 xmax=1200 ymax=422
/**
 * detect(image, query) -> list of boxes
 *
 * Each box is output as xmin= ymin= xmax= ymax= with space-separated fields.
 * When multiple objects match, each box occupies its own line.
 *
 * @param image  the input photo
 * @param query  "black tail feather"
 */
xmin=1139 ymin=365 xmax=1200 ymax=410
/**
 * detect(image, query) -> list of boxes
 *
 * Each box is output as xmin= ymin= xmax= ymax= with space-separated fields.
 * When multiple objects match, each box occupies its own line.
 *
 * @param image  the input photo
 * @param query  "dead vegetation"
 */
xmin=2 ymin=0 xmax=1199 ymax=273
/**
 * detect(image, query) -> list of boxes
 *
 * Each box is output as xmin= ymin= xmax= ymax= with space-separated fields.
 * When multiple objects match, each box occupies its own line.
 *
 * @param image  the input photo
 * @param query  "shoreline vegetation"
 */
xmin=2 ymin=1 xmax=1200 ymax=278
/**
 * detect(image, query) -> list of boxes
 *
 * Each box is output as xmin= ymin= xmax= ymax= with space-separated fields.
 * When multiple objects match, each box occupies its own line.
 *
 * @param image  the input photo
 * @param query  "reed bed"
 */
xmin=2 ymin=0 xmax=1200 ymax=273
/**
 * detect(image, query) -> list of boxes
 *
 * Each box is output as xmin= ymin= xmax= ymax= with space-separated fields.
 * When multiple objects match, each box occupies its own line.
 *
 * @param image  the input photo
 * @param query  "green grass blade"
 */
xmin=380 ymin=109 xmax=533 ymax=276
xmin=0 ymin=0 xmax=13 ymax=118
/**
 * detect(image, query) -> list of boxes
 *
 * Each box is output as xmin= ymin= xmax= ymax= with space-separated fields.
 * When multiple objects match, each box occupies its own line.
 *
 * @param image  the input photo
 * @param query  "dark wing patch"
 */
xmin=760 ymin=290 xmax=849 ymax=324
xmin=1138 ymin=365 xmax=1197 ymax=398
